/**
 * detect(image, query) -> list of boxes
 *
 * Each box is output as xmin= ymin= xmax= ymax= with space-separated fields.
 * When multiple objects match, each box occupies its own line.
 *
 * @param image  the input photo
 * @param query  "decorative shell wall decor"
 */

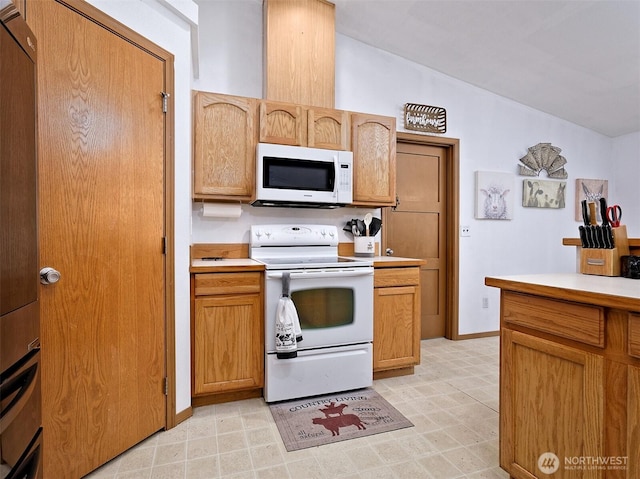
xmin=518 ymin=143 xmax=568 ymax=179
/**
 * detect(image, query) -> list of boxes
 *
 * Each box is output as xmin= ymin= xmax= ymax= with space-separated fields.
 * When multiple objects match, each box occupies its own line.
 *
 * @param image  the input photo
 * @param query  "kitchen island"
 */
xmin=485 ymin=273 xmax=640 ymax=479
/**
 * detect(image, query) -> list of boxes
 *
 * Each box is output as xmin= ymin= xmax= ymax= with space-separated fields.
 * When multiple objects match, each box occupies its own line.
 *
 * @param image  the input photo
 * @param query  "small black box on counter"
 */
xmin=621 ymin=255 xmax=640 ymax=279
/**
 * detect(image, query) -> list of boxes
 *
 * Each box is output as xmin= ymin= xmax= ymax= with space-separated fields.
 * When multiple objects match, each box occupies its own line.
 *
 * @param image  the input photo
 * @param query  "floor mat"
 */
xmin=268 ymin=388 xmax=414 ymax=451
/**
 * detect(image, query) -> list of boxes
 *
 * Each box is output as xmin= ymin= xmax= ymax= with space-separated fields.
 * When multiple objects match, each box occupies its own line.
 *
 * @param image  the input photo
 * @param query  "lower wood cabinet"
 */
xmin=628 ymin=365 xmax=640 ymax=479
xmin=498 ymin=291 xmax=640 ymax=479
xmin=373 ymin=266 xmax=420 ymax=373
xmin=501 ymin=329 xmax=604 ymax=478
xmin=191 ymin=272 xmax=264 ymax=402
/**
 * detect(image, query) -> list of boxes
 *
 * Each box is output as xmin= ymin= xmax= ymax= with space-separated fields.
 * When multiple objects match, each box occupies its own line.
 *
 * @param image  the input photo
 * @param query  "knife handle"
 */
xmin=588 ymin=202 xmax=597 ymax=225
xmin=581 ymin=200 xmax=589 ymax=226
xmin=599 ymin=197 xmax=609 ymax=225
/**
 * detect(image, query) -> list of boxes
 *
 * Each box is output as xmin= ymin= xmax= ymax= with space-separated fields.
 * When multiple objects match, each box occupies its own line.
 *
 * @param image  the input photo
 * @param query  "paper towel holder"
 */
xmin=200 ymin=200 xmax=243 ymax=218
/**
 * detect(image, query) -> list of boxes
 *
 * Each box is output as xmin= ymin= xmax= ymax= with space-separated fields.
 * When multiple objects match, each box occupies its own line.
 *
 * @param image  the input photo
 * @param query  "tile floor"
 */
xmin=86 ymin=336 xmax=508 ymax=479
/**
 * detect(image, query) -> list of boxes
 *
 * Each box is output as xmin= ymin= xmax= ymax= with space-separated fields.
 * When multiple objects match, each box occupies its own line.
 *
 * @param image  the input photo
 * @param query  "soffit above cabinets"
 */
xmin=264 ymin=0 xmax=335 ymax=108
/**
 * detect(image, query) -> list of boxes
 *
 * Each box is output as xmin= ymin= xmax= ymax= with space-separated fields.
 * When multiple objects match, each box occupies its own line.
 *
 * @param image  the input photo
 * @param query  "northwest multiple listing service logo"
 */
xmin=538 ymin=452 xmax=560 ymax=474
xmin=538 ymin=452 xmax=628 ymax=475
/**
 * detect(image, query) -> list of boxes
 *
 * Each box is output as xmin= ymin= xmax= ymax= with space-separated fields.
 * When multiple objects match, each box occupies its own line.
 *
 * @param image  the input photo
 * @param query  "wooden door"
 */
xmin=29 ymin=1 xmax=168 ymax=477
xmin=383 ymin=142 xmax=447 ymax=338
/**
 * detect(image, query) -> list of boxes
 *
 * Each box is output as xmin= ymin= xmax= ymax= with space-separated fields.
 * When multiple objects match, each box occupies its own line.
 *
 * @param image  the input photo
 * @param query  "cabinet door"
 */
xmin=193 ymin=92 xmax=257 ymax=199
xmin=193 ymin=293 xmax=263 ymax=395
xmin=259 ymin=100 xmax=305 ymax=146
xmin=350 ymin=113 xmax=396 ymax=206
xmin=307 ymin=107 xmax=349 ymax=150
xmin=628 ymin=365 xmax=640 ymax=479
xmin=373 ymin=283 xmax=420 ymax=372
xmin=501 ymin=329 xmax=604 ymax=479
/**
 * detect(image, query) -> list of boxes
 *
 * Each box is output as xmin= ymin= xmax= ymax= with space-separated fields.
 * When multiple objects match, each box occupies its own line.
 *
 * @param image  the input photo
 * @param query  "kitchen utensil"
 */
xmin=364 ymin=213 xmax=372 ymax=236
xmin=578 ymin=226 xmax=588 ymax=249
xmin=587 ymin=202 xmax=601 ymax=248
xmin=580 ymin=200 xmax=592 ymax=248
xmin=344 ymin=219 xmax=361 ymax=236
xmin=599 ymin=197 xmax=612 ymax=249
xmin=588 ymin=201 xmax=597 ymax=225
xmin=606 ymin=205 xmax=622 ymax=227
xmin=369 ymin=217 xmax=382 ymax=236
xmin=356 ymin=219 xmax=365 ymax=236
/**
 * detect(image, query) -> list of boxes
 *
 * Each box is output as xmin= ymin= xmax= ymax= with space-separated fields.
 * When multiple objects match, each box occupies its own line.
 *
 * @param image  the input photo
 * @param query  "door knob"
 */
xmin=40 ymin=267 xmax=61 ymax=285
xmin=385 ymin=248 xmax=394 ymax=256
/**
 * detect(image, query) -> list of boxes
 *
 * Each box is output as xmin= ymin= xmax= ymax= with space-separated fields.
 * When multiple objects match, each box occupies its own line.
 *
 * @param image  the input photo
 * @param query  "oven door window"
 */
xmin=291 ymin=288 xmax=353 ymax=328
xmin=263 ymin=157 xmax=335 ymax=191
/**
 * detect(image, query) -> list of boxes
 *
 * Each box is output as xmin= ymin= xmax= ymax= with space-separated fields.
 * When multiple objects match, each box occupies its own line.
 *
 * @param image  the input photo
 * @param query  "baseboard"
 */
xmin=174 ymin=406 xmax=193 ymax=426
xmin=454 ymin=330 xmax=499 ymax=340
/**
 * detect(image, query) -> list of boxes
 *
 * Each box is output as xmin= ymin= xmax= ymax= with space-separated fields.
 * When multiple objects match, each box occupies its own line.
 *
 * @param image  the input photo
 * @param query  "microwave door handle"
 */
xmin=333 ymin=154 xmax=339 ymax=198
xmin=267 ymin=270 xmax=373 ymax=280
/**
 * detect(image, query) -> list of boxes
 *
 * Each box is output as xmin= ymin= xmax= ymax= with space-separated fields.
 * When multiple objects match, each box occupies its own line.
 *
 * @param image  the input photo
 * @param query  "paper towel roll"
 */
xmin=201 ymin=202 xmax=242 ymax=218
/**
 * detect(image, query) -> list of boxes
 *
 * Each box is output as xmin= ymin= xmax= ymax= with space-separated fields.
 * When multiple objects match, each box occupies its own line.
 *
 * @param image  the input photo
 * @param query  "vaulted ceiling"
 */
xmin=332 ymin=0 xmax=640 ymax=138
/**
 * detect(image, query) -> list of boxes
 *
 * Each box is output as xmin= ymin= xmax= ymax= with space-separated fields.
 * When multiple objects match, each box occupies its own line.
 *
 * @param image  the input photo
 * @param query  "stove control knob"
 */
xmin=265 ymin=231 xmax=271 ymax=238
xmin=328 ymin=230 xmax=334 ymax=238
xmin=255 ymin=229 xmax=262 ymax=238
xmin=320 ymin=229 xmax=326 ymax=237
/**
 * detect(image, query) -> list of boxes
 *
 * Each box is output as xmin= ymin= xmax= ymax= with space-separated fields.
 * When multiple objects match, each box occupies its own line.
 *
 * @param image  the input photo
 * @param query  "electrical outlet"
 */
xmin=461 ymin=225 xmax=471 ymax=237
xmin=482 ymin=297 xmax=489 ymax=309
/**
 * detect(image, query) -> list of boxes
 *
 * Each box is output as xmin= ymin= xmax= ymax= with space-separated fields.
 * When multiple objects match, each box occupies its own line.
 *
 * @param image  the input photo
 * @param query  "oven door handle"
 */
xmin=267 ymin=269 xmax=373 ymax=280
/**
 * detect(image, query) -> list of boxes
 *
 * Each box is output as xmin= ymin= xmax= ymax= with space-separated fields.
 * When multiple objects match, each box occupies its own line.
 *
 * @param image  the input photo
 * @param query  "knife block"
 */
xmin=580 ymin=225 xmax=630 ymax=276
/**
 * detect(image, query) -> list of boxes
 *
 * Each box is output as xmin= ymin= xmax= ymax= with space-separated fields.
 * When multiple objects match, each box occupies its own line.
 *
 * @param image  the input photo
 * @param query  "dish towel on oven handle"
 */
xmin=275 ymin=272 xmax=303 ymax=359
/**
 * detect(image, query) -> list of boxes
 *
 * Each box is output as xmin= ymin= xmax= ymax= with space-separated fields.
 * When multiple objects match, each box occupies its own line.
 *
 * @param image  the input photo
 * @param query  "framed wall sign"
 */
xmin=404 ymin=103 xmax=446 ymax=134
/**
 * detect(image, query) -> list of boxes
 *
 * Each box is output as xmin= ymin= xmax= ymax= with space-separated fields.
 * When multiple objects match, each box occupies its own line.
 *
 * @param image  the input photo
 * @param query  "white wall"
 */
xmin=612 ymin=132 xmax=640 ymax=238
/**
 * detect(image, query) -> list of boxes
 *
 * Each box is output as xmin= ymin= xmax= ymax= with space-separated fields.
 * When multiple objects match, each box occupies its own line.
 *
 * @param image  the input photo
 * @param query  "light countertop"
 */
xmin=485 ymin=273 xmax=640 ymax=311
xmin=191 ymin=256 xmax=424 ymax=272
xmin=191 ymin=258 xmax=264 ymax=273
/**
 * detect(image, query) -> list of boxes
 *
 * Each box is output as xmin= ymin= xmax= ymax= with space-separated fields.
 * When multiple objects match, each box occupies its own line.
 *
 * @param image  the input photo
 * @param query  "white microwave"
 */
xmin=253 ymin=143 xmax=353 ymax=208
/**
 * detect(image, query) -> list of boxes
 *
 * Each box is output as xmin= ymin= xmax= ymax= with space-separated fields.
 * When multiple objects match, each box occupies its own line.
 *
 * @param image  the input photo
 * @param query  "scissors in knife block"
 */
xmin=606 ymin=205 xmax=622 ymax=227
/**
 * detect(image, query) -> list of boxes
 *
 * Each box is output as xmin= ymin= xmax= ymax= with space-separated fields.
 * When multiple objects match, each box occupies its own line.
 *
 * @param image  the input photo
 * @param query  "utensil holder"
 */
xmin=580 ymin=225 xmax=630 ymax=276
xmin=354 ymin=237 xmax=375 ymax=257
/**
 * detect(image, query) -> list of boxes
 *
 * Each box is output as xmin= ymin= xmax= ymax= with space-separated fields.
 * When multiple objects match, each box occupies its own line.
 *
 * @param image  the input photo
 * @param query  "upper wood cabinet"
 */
xmin=308 ymin=107 xmax=349 ymax=150
xmin=259 ymin=100 xmax=305 ymax=146
xmin=351 ymin=113 xmax=397 ymax=206
xmin=193 ymin=91 xmax=257 ymax=200
xmin=259 ymin=100 xmax=349 ymax=150
xmin=192 ymin=91 xmax=395 ymax=205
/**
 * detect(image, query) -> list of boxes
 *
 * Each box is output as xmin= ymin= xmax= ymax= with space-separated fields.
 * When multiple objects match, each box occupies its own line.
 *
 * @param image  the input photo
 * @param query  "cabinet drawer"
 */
xmin=502 ymin=291 xmax=604 ymax=347
xmin=629 ymin=314 xmax=640 ymax=359
xmin=374 ymin=267 xmax=419 ymax=288
xmin=194 ymin=272 xmax=261 ymax=296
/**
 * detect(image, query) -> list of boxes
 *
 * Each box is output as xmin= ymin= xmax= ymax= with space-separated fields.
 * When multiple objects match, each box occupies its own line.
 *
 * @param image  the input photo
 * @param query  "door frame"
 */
xmin=56 ymin=0 xmax=177 ymax=428
xmin=391 ymin=132 xmax=460 ymax=340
